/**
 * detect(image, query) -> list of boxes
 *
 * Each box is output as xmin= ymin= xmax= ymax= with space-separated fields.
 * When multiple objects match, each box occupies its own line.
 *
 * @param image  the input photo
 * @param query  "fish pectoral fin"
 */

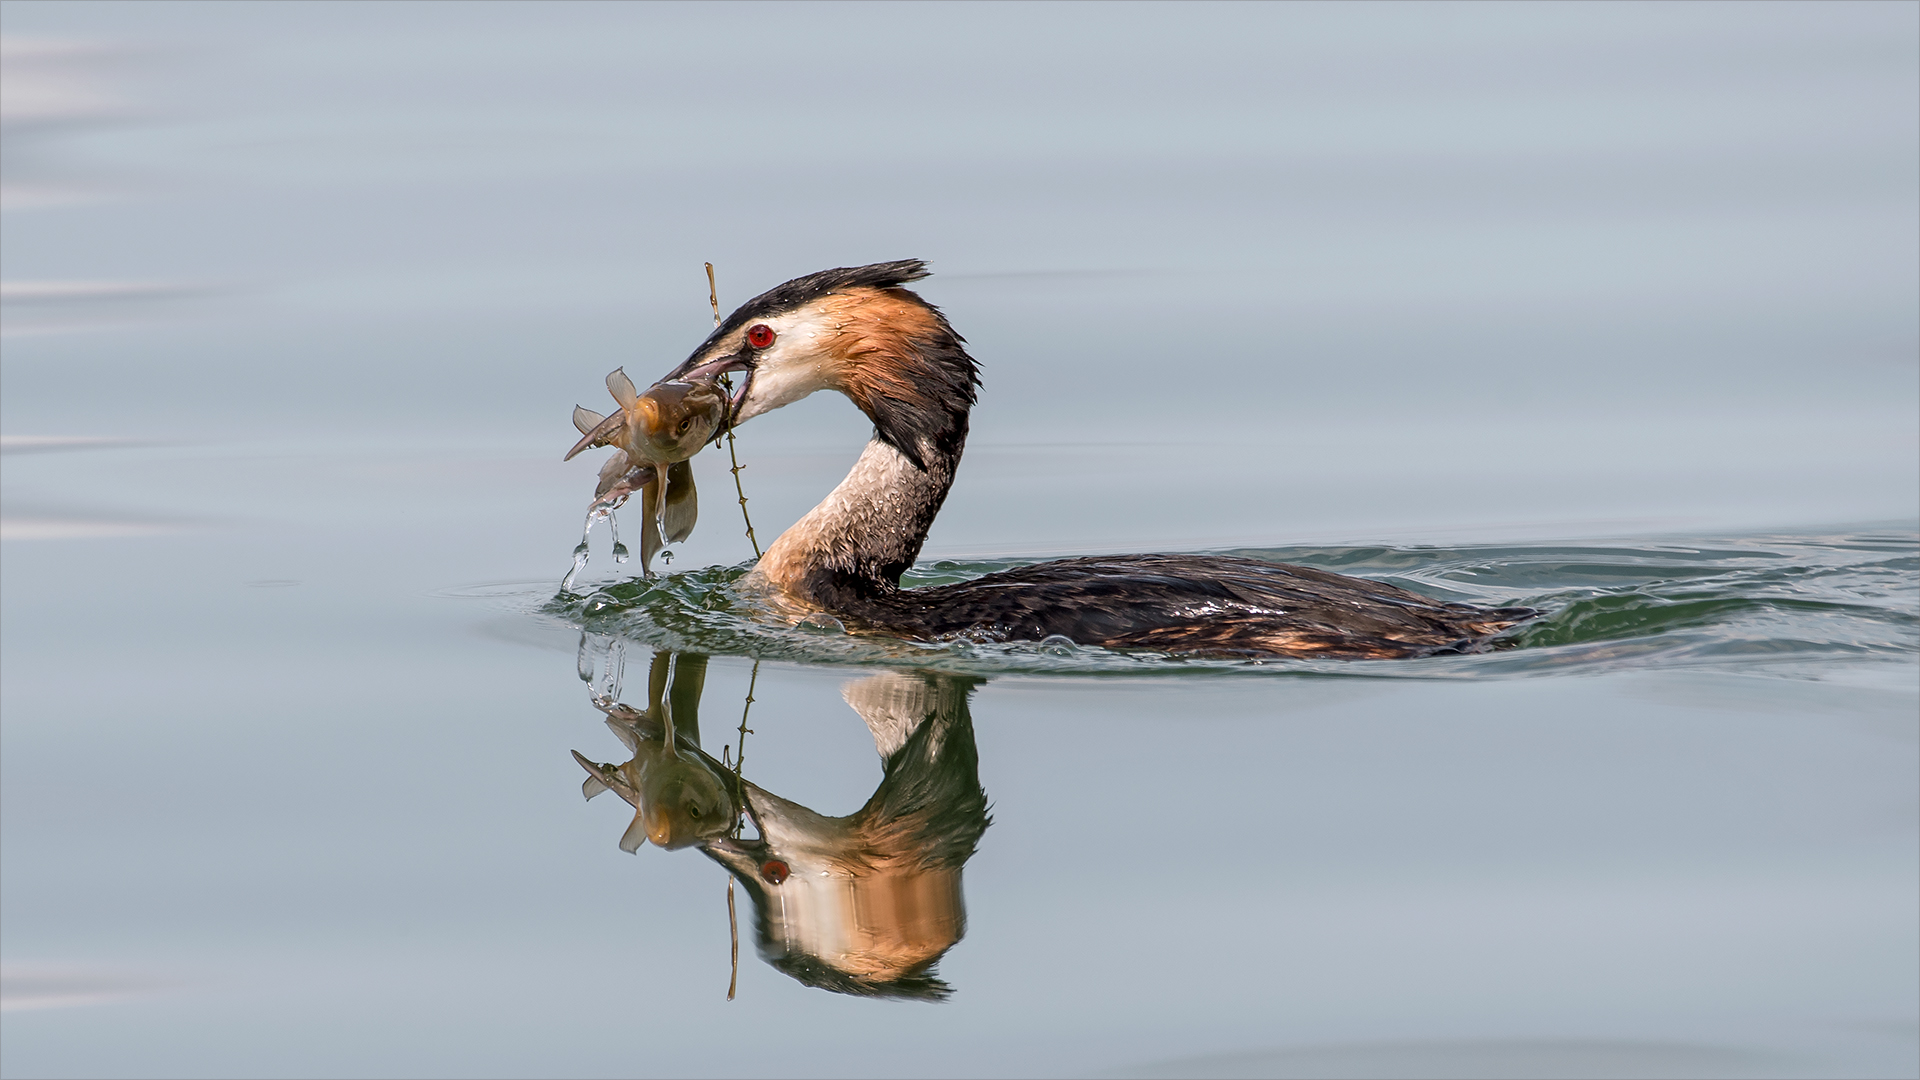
xmin=572 ymin=405 xmax=606 ymax=435
xmin=594 ymin=460 xmax=658 ymax=508
xmin=593 ymin=450 xmax=632 ymax=497
xmin=571 ymin=750 xmax=611 ymax=800
xmin=605 ymin=715 xmax=644 ymax=755
xmin=566 ymin=411 xmax=628 ymax=462
xmin=606 ymin=368 xmax=639 ymax=410
xmin=661 ymin=461 xmax=698 ymax=543
xmin=618 ymin=811 xmax=651 ymax=853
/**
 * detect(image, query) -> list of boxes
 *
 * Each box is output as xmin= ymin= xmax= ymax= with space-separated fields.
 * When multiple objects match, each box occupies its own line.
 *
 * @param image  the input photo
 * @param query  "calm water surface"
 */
xmin=3 ymin=4 xmax=1916 ymax=1078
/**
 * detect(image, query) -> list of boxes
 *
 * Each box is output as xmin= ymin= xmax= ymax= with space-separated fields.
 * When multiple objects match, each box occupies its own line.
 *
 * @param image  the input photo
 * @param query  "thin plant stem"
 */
xmin=726 ymin=878 xmax=738 ymax=1001
xmin=734 ymin=660 xmax=758 ymax=774
xmin=723 ymin=425 xmax=760 ymax=559
xmin=723 ymin=659 xmax=759 ymax=1001
xmin=705 ymin=262 xmax=761 ymax=560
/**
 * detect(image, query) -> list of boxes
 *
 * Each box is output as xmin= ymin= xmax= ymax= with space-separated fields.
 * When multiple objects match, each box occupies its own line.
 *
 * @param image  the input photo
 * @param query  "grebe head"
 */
xmin=664 ymin=259 xmax=981 ymax=471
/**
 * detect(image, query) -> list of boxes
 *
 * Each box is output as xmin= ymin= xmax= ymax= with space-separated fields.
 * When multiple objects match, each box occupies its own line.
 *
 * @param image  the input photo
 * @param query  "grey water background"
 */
xmin=1 ymin=2 xmax=1916 ymax=1077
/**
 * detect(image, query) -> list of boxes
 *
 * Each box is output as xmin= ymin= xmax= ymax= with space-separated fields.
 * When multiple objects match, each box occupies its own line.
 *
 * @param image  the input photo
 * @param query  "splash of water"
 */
xmin=561 ymin=507 xmax=613 ymax=593
xmin=593 ymin=637 xmax=626 ymax=707
xmin=574 ymin=630 xmax=629 ymax=707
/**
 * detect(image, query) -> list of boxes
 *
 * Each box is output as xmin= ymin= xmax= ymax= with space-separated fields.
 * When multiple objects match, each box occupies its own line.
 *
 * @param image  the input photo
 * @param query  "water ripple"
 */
xmin=469 ymin=528 xmax=1918 ymax=680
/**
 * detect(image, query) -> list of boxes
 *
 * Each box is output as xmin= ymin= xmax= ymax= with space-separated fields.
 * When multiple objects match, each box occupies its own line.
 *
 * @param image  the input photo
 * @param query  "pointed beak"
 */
xmin=675 ymin=353 xmax=750 ymax=383
xmin=669 ymin=354 xmax=754 ymax=426
xmin=701 ymin=834 xmax=765 ymax=878
xmin=564 ymin=410 xmax=628 ymax=461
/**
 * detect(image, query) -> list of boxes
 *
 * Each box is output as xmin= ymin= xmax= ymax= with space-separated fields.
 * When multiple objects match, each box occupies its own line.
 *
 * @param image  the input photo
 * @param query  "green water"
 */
xmin=530 ymin=531 xmax=1918 ymax=679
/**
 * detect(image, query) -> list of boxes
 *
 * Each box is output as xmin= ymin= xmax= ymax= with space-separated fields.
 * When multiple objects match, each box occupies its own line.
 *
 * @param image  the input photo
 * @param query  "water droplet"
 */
xmin=1039 ymin=634 xmax=1077 ymax=657
xmin=609 ymin=511 xmax=629 ymax=563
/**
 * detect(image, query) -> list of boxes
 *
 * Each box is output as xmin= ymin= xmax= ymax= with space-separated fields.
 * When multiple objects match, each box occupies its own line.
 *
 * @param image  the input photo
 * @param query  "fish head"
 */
xmin=574 ymin=744 xmax=735 ymax=852
xmin=629 ymin=379 xmax=727 ymax=462
xmin=635 ymin=761 xmax=734 ymax=849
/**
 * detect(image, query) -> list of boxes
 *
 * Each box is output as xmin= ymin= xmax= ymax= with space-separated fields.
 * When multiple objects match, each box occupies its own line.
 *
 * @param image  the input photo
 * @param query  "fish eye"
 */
xmin=677 ymin=419 xmax=692 ymax=434
xmin=746 ymin=324 xmax=775 ymax=349
xmin=686 ymin=803 xmax=702 ymax=818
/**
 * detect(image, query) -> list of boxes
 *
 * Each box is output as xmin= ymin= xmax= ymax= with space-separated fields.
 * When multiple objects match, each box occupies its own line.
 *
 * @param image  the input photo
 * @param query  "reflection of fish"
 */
xmin=571 ymin=652 xmax=736 ymax=851
xmin=565 ymin=370 xmax=727 ymax=572
xmin=703 ymin=671 xmax=989 ymax=1000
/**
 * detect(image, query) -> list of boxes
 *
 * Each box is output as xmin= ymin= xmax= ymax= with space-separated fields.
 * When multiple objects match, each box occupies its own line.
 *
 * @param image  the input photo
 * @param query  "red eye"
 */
xmin=759 ymin=859 xmax=789 ymax=884
xmin=746 ymin=324 xmax=775 ymax=349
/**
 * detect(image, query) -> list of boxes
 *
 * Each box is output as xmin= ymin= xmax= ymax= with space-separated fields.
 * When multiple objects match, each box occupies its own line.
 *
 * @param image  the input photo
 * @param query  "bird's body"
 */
xmin=818 ymin=553 xmax=1532 ymax=660
xmin=642 ymin=259 xmax=1535 ymax=659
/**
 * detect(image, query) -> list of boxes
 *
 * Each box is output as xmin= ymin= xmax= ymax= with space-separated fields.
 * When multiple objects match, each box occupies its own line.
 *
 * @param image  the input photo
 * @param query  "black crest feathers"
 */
xmin=688 ymin=260 xmax=934 ymax=361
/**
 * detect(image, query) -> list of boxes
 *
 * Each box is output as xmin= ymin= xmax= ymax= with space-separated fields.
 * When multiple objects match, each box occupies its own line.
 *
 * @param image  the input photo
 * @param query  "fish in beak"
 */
xmin=564 ymin=370 xmax=728 ymax=573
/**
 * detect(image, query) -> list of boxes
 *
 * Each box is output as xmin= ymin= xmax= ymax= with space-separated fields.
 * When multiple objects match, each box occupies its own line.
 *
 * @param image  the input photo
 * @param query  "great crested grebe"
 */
xmin=660 ymin=260 xmax=1535 ymax=659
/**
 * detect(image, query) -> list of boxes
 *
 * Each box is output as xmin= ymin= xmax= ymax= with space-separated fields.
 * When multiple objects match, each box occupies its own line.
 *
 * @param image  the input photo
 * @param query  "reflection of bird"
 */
xmin=704 ymin=672 xmax=989 ymax=1001
xmin=568 ymin=651 xmax=990 ymax=999
xmin=663 ymin=260 xmax=1536 ymax=658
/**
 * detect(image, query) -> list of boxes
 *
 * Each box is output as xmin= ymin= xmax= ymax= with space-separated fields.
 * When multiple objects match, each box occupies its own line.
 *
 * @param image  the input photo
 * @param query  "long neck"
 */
xmin=751 ymin=430 xmax=964 ymax=607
